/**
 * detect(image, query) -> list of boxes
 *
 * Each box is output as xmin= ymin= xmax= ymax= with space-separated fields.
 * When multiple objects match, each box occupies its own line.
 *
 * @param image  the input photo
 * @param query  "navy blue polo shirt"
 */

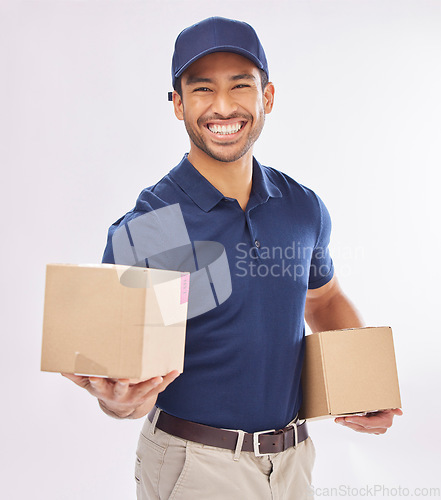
xmin=102 ymin=153 xmax=334 ymax=433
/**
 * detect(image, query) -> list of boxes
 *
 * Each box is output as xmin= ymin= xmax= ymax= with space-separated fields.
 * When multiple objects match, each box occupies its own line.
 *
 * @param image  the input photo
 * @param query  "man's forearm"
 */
xmin=305 ymin=291 xmax=363 ymax=333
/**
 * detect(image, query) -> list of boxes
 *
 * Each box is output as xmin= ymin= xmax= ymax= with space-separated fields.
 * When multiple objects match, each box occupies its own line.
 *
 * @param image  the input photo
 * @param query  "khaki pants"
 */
xmin=135 ymin=409 xmax=316 ymax=500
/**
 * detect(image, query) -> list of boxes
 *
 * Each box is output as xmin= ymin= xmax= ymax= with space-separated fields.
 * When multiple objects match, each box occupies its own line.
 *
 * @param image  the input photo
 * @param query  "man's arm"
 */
xmin=305 ymin=274 xmax=363 ymax=333
xmin=304 ymin=275 xmax=403 ymax=434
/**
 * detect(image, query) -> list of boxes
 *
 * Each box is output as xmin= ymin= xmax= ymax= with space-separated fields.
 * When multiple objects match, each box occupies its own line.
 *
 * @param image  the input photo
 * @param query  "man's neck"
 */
xmin=187 ymin=148 xmax=253 ymax=211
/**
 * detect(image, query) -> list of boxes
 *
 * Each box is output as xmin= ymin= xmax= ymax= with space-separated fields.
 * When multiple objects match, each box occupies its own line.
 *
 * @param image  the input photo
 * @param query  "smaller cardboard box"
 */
xmin=41 ymin=264 xmax=190 ymax=380
xmin=299 ymin=326 xmax=401 ymax=420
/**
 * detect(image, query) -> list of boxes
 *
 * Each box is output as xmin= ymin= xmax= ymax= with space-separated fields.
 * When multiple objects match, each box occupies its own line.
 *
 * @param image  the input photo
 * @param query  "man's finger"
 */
xmin=130 ymin=376 xmax=164 ymax=399
xmin=336 ymin=420 xmax=387 ymax=434
xmin=127 ymin=371 xmax=179 ymax=402
xmin=132 ymin=371 xmax=180 ymax=396
xmin=341 ymin=411 xmax=397 ymax=429
xmin=153 ymin=370 xmax=180 ymax=392
xmin=390 ymin=408 xmax=403 ymax=416
xmin=113 ymin=380 xmax=130 ymax=399
xmin=62 ymin=373 xmax=112 ymax=400
xmin=61 ymin=373 xmax=91 ymax=389
xmin=89 ymin=377 xmax=106 ymax=390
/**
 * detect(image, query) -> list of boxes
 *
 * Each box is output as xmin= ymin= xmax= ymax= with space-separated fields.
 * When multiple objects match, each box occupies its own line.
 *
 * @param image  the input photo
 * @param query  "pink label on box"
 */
xmin=180 ymin=274 xmax=190 ymax=304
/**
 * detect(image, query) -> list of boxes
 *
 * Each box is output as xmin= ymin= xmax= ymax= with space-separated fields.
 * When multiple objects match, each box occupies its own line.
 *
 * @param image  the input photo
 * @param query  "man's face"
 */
xmin=173 ymin=52 xmax=274 ymax=163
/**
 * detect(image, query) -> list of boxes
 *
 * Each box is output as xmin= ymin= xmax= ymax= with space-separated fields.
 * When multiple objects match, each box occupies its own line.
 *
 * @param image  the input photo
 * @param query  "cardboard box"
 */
xmin=299 ymin=326 xmax=401 ymax=420
xmin=41 ymin=263 xmax=189 ymax=380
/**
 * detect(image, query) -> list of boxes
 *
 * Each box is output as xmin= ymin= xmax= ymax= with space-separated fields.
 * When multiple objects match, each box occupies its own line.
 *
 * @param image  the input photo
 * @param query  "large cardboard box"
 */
xmin=41 ymin=264 xmax=189 ymax=380
xmin=299 ymin=326 xmax=401 ymax=420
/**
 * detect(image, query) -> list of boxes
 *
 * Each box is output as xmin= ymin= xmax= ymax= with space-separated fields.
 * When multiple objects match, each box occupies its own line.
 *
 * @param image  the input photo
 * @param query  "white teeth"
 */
xmin=208 ymin=122 xmax=243 ymax=135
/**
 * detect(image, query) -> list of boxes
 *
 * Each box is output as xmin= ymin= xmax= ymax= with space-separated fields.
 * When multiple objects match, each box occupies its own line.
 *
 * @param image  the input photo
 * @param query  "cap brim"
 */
xmin=174 ymin=46 xmax=266 ymax=82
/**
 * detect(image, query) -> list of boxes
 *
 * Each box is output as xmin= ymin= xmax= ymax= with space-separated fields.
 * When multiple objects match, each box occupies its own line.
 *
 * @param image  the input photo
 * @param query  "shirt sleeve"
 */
xmin=101 ymin=211 xmax=140 ymax=265
xmin=101 ymin=219 xmax=119 ymax=264
xmin=308 ymin=193 xmax=334 ymax=289
xmin=102 ymin=192 xmax=159 ymax=265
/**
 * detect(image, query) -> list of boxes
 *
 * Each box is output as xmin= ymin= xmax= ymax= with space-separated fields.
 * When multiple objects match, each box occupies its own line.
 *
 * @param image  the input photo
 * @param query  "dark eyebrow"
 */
xmin=230 ymin=74 xmax=257 ymax=82
xmin=184 ymin=73 xmax=257 ymax=86
xmin=184 ymin=76 xmax=213 ymax=86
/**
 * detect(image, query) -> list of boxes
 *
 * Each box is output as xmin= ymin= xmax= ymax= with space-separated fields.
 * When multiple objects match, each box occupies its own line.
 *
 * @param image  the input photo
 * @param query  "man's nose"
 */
xmin=210 ymin=91 xmax=239 ymax=116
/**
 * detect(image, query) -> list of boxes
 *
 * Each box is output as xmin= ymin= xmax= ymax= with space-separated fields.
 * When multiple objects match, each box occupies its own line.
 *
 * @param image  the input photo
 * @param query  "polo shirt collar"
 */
xmin=169 ymin=153 xmax=282 ymax=213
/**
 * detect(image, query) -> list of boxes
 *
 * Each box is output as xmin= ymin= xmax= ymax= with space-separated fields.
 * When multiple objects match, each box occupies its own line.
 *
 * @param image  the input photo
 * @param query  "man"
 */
xmin=64 ymin=16 xmax=402 ymax=499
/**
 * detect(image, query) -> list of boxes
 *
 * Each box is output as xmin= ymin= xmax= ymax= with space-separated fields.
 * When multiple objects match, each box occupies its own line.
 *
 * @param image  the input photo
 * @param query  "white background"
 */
xmin=1 ymin=0 xmax=440 ymax=498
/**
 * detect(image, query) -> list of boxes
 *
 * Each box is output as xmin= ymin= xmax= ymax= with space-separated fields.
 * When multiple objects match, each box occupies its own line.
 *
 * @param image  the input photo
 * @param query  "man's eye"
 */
xmin=194 ymin=87 xmax=211 ymax=92
xmin=234 ymin=84 xmax=250 ymax=89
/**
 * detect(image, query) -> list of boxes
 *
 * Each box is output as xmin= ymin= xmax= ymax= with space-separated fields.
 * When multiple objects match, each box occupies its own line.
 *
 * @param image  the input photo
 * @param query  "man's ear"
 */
xmin=263 ymin=82 xmax=275 ymax=114
xmin=172 ymin=91 xmax=184 ymax=120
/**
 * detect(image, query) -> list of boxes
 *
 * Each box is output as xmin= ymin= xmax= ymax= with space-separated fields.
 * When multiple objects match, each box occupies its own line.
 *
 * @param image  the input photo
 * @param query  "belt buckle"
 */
xmin=253 ymin=428 xmax=275 ymax=457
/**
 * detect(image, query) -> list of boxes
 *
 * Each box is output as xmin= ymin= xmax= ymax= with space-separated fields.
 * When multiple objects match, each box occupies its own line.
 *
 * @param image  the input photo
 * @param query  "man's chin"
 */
xmin=202 ymin=144 xmax=252 ymax=163
xmin=187 ymin=131 xmax=253 ymax=163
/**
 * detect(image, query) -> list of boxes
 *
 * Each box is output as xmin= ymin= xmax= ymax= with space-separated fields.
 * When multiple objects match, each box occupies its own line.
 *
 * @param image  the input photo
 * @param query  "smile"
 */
xmin=205 ymin=121 xmax=246 ymax=136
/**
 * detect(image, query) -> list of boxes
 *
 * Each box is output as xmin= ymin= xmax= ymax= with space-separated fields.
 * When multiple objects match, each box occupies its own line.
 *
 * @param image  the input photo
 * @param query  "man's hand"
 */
xmin=335 ymin=408 xmax=403 ymax=434
xmin=61 ymin=370 xmax=180 ymax=419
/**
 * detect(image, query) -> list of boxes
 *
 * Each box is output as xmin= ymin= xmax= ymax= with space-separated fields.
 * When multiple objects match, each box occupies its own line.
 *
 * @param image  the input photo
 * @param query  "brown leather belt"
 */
xmin=148 ymin=408 xmax=308 ymax=456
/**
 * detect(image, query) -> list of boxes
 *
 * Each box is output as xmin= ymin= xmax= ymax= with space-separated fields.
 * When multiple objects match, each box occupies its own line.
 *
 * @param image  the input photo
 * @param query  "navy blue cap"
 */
xmin=169 ymin=17 xmax=268 ymax=100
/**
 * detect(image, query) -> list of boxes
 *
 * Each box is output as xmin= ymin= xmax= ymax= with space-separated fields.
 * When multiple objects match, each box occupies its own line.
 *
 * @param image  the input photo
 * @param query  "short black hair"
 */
xmin=174 ymin=68 xmax=269 ymax=101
